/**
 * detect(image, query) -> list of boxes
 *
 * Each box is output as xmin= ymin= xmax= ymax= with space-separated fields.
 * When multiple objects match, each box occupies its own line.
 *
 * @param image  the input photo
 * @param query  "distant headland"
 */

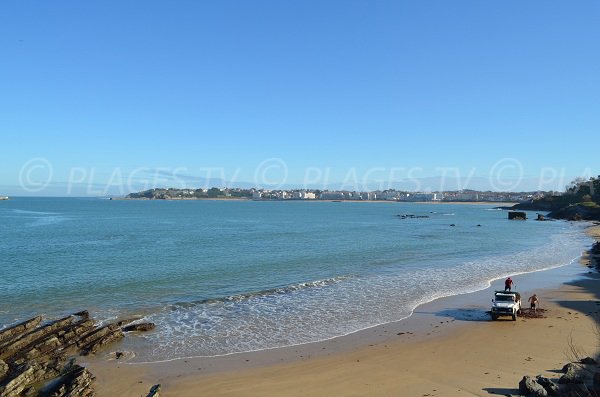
xmin=125 ymin=177 xmax=600 ymax=221
xmin=126 ymin=187 xmax=533 ymax=203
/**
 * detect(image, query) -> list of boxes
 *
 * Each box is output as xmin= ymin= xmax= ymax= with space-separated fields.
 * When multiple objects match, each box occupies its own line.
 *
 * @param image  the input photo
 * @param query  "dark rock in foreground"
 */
xmin=519 ymin=375 xmax=548 ymax=396
xmin=0 ymin=311 xmax=154 ymax=397
xmin=535 ymin=375 xmax=558 ymax=395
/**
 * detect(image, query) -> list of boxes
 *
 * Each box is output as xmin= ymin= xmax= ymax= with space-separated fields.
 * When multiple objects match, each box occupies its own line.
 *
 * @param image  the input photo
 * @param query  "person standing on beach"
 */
xmin=504 ymin=277 xmax=513 ymax=292
xmin=528 ymin=294 xmax=539 ymax=312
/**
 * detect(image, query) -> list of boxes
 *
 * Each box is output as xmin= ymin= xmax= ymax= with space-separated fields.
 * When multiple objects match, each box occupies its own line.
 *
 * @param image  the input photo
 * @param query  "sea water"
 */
xmin=0 ymin=198 xmax=591 ymax=361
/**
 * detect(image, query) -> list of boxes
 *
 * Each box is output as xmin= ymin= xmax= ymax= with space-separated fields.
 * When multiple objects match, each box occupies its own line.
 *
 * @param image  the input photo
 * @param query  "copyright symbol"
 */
xmin=19 ymin=158 xmax=54 ymax=192
xmin=254 ymin=158 xmax=288 ymax=189
xmin=489 ymin=158 xmax=523 ymax=191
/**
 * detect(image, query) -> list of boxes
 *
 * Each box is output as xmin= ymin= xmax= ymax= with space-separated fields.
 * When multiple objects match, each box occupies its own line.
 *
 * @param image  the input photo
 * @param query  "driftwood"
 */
xmin=0 ymin=312 xmax=155 ymax=397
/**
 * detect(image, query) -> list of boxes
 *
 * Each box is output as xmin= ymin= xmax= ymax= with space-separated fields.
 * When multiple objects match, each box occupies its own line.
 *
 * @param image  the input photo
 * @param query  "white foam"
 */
xmin=128 ymin=224 xmax=590 ymax=363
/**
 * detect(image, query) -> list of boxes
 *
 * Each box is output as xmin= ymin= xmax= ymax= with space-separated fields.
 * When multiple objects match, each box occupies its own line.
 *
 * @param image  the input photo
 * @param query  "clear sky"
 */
xmin=1 ymin=1 xmax=599 ymax=195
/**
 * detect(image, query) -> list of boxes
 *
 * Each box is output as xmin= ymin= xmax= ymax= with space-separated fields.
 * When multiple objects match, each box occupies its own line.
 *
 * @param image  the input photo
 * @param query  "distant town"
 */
xmin=126 ymin=187 xmax=554 ymax=203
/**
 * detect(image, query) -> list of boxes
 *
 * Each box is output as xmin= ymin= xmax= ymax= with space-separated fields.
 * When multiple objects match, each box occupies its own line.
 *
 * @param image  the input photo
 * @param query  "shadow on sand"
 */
xmin=482 ymin=386 xmax=520 ymax=395
xmin=414 ymin=307 xmax=492 ymax=322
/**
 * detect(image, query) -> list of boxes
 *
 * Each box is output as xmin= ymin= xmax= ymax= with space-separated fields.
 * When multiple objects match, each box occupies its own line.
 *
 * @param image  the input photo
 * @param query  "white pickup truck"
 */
xmin=490 ymin=291 xmax=521 ymax=321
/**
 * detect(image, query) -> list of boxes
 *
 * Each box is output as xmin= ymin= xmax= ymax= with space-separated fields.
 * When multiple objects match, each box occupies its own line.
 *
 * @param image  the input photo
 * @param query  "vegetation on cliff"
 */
xmin=127 ymin=188 xmax=253 ymax=200
xmin=514 ymin=176 xmax=600 ymax=220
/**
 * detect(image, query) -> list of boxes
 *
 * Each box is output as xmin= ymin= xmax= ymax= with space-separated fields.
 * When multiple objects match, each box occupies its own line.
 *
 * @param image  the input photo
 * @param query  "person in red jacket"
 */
xmin=504 ymin=277 xmax=513 ymax=291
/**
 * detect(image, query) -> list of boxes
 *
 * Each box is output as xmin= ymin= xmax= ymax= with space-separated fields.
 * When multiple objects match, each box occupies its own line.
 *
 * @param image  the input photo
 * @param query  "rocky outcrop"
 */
xmin=47 ymin=365 xmax=95 ymax=397
xmin=78 ymin=325 xmax=124 ymax=356
xmin=0 ymin=358 xmax=64 ymax=397
xmin=396 ymin=214 xmax=429 ymax=219
xmin=122 ymin=323 xmax=155 ymax=333
xmin=0 ymin=316 xmax=77 ymax=362
xmin=0 ymin=312 xmax=155 ymax=397
xmin=549 ymin=204 xmax=600 ymax=221
xmin=508 ymin=211 xmax=527 ymax=220
xmin=0 ymin=318 xmax=42 ymax=345
xmin=580 ymin=356 xmax=597 ymax=365
xmin=0 ymin=360 xmax=8 ymax=381
xmin=519 ymin=375 xmax=548 ymax=396
xmin=559 ymin=363 xmax=584 ymax=384
xmin=514 ymin=358 xmax=600 ymax=397
xmin=535 ymin=375 xmax=558 ymax=395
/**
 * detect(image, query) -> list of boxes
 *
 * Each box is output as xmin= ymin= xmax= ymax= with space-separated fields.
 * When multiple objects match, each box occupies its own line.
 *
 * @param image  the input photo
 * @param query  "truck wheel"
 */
xmin=491 ymin=313 xmax=498 ymax=321
xmin=512 ymin=314 xmax=517 ymax=321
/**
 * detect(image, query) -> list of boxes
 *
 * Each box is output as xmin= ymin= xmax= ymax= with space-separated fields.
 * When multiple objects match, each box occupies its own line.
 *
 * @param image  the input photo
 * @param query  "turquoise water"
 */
xmin=0 ymin=198 xmax=591 ymax=361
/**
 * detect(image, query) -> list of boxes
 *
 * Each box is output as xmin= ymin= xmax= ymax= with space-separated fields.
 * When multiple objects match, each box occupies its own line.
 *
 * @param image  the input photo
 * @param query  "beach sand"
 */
xmin=88 ymin=224 xmax=600 ymax=397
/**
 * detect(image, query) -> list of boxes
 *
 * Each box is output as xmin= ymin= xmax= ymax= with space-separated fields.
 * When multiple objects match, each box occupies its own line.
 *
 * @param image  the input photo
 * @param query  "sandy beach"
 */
xmin=83 ymin=224 xmax=600 ymax=397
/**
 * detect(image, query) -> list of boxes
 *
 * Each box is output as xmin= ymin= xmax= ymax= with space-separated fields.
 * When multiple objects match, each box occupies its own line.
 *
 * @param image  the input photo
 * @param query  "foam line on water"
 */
xmin=126 ymin=224 xmax=592 ymax=362
xmin=128 ymin=252 xmax=587 ymax=365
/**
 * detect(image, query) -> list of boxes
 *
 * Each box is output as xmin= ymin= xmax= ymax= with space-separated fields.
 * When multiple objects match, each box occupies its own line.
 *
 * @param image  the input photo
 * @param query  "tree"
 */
xmin=207 ymin=187 xmax=222 ymax=198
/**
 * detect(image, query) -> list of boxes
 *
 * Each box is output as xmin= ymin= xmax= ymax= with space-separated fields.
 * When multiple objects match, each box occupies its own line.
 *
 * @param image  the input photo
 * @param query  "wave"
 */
xmin=12 ymin=209 xmax=61 ymax=215
xmin=169 ymin=276 xmax=352 ymax=309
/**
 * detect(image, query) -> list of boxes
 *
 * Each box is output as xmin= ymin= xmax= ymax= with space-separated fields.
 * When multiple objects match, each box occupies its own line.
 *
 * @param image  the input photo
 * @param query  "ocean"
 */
xmin=0 ymin=198 xmax=591 ymax=362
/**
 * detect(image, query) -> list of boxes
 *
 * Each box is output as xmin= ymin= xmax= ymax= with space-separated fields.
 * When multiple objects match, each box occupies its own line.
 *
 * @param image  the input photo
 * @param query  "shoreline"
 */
xmin=86 ymin=223 xmax=600 ymax=396
xmin=113 ymin=197 xmax=517 ymax=206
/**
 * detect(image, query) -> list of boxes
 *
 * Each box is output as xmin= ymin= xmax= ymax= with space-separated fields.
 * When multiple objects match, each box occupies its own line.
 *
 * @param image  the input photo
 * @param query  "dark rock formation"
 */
xmin=122 ymin=323 xmax=155 ymax=333
xmin=508 ymin=211 xmax=527 ymax=220
xmin=535 ymin=375 xmax=558 ymax=395
xmin=511 ymin=200 xmax=554 ymax=212
xmin=79 ymin=326 xmax=124 ymax=356
xmin=397 ymin=214 xmax=429 ymax=219
xmin=563 ymin=383 xmax=590 ymax=396
xmin=580 ymin=356 xmax=598 ymax=365
xmin=0 ymin=311 xmax=156 ymax=397
xmin=548 ymin=203 xmax=600 ymax=221
xmin=146 ymin=384 xmax=161 ymax=397
xmin=562 ymin=362 xmax=576 ymax=373
xmin=519 ymin=375 xmax=548 ymax=396
xmin=559 ymin=363 xmax=584 ymax=384
xmin=594 ymin=371 xmax=600 ymax=386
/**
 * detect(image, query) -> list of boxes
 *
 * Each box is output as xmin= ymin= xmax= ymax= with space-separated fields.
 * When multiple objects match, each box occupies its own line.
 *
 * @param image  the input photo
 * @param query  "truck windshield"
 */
xmin=495 ymin=295 xmax=514 ymax=302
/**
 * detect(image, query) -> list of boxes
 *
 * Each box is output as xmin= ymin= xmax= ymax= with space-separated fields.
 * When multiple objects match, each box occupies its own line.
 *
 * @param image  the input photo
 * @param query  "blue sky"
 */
xmin=1 ymin=1 xmax=598 ymax=195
